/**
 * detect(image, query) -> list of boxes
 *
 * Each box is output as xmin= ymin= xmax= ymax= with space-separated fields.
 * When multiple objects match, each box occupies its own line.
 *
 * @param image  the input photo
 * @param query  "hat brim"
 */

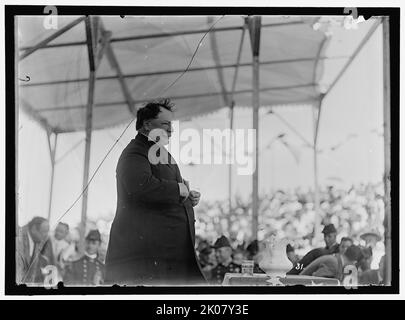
xmin=360 ymin=233 xmax=382 ymax=241
xmin=322 ymin=230 xmax=337 ymax=234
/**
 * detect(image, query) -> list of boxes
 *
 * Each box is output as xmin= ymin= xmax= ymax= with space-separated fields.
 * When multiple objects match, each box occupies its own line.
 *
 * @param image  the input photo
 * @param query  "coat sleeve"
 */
xmin=118 ymin=152 xmax=181 ymax=204
xmin=300 ymin=255 xmax=327 ymax=276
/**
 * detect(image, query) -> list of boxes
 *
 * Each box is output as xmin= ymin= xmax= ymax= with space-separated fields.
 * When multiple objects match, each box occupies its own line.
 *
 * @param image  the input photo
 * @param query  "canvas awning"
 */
xmin=18 ymin=15 xmax=379 ymax=133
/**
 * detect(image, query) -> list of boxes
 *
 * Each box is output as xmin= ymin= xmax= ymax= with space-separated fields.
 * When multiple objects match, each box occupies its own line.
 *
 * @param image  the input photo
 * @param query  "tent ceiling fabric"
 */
xmin=18 ymin=15 xmax=378 ymax=133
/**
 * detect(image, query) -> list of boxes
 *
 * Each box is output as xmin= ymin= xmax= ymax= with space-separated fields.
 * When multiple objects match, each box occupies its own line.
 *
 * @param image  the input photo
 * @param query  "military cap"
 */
xmin=212 ymin=235 xmax=232 ymax=249
xmin=322 ymin=224 xmax=337 ymax=234
xmin=85 ymin=229 xmax=101 ymax=242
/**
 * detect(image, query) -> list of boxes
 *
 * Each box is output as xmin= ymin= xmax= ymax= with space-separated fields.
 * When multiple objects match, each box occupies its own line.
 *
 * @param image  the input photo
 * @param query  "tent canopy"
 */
xmin=18 ymin=15 xmax=378 ymax=133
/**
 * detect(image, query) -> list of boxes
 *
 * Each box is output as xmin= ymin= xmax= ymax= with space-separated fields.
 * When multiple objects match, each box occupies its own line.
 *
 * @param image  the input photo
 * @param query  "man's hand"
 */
xmin=188 ymin=190 xmax=201 ymax=207
xmin=178 ymin=182 xmax=190 ymax=199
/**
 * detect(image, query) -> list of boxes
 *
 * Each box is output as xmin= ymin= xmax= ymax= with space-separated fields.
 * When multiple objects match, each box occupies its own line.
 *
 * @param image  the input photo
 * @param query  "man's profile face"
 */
xmin=146 ymin=107 xmax=173 ymax=145
xmin=54 ymin=224 xmax=68 ymax=241
xmin=324 ymin=232 xmax=337 ymax=248
xmin=30 ymin=221 xmax=50 ymax=243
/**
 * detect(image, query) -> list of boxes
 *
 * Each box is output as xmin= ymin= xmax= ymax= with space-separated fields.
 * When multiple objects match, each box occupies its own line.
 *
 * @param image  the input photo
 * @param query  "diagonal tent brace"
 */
xmin=99 ymin=19 xmax=136 ymax=116
xmin=19 ymin=16 xmax=86 ymax=61
xmin=208 ymin=17 xmax=231 ymax=107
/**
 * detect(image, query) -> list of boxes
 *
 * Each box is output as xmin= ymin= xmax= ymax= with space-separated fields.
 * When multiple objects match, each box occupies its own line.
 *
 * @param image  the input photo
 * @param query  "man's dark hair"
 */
xmin=135 ymin=98 xmax=174 ymax=130
xmin=340 ymin=237 xmax=353 ymax=244
xmin=344 ymin=245 xmax=363 ymax=262
xmin=28 ymin=216 xmax=47 ymax=231
xmin=58 ymin=222 xmax=69 ymax=231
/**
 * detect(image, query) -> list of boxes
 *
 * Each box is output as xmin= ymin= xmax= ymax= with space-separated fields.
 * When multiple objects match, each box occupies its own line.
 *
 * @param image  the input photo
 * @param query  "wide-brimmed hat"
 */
xmin=360 ymin=229 xmax=382 ymax=242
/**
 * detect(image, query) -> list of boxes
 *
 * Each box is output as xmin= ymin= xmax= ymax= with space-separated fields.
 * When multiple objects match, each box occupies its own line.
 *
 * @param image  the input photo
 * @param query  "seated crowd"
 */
xmin=16 ymin=216 xmax=385 ymax=286
xmin=196 ymin=223 xmax=386 ymax=285
xmin=16 ymin=217 xmax=105 ymax=286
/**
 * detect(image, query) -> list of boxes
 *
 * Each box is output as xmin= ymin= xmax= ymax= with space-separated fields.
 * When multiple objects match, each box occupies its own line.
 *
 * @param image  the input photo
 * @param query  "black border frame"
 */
xmin=5 ymin=5 xmax=400 ymax=295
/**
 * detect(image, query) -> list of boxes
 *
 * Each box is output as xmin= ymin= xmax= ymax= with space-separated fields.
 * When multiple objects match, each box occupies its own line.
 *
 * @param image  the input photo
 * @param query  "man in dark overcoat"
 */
xmin=105 ymin=99 xmax=205 ymax=286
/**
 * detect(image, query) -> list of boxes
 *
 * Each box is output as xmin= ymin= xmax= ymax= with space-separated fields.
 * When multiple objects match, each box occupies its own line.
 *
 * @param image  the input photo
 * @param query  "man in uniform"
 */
xmin=64 ymin=230 xmax=104 ymax=286
xmin=210 ymin=236 xmax=241 ymax=285
xmin=287 ymin=224 xmax=339 ymax=275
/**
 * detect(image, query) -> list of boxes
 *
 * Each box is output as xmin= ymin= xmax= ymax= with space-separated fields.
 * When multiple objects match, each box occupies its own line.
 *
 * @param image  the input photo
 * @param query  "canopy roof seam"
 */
xmin=35 ymin=83 xmax=318 ymax=113
xmin=19 ymin=20 xmax=305 ymax=52
xmin=21 ymin=56 xmax=349 ymax=88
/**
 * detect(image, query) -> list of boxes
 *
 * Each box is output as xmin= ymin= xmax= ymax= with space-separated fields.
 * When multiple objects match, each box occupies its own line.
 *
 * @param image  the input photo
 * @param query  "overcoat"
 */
xmin=105 ymin=133 xmax=205 ymax=285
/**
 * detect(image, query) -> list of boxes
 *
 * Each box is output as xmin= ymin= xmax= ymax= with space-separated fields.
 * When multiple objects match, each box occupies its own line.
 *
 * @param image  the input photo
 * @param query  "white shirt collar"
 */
xmin=84 ymin=252 xmax=97 ymax=260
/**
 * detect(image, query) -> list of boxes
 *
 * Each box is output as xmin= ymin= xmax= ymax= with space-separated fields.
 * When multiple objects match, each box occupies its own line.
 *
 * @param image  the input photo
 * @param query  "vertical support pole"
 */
xmin=80 ymin=70 xmax=96 ymax=253
xmin=80 ymin=70 xmax=95 ymax=253
xmin=80 ymin=16 xmax=99 ymax=253
xmin=252 ymin=55 xmax=260 ymax=241
xmin=228 ymin=102 xmax=234 ymax=231
xmin=47 ymin=132 xmax=58 ymax=222
xmin=312 ymin=103 xmax=321 ymax=244
xmin=15 ymin=16 xmax=19 ymax=232
xmin=248 ymin=16 xmax=261 ymax=241
xmin=382 ymin=16 xmax=391 ymax=286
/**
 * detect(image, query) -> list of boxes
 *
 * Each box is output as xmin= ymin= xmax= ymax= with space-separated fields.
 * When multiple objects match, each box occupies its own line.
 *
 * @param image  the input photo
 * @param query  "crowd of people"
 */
xmin=194 ymin=183 xmax=385 ymax=266
xmin=195 ymin=223 xmax=386 ymax=285
xmin=16 ymin=182 xmax=386 ymax=286
xmin=16 ymin=217 xmax=105 ymax=286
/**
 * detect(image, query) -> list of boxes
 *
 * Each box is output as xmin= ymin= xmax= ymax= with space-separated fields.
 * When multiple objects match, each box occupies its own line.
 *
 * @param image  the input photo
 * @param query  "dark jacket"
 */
xmin=287 ymin=243 xmax=339 ymax=275
xmin=64 ymin=255 xmax=105 ymax=286
xmin=105 ymin=133 xmax=205 ymax=285
xmin=210 ymin=262 xmax=241 ymax=285
xmin=300 ymin=253 xmax=344 ymax=281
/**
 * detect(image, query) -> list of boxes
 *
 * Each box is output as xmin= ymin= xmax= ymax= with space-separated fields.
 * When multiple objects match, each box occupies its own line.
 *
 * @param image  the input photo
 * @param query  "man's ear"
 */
xmin=143 ymin=120 xmax=152 ymax=132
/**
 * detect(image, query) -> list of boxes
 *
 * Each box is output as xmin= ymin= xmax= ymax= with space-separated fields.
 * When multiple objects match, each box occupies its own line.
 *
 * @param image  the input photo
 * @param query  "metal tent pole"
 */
xmin=382 ymin=16 xmax=391 ymax=286
xmin=248 ymin=16 xmax=261 ymax=241
xmin=15 ymin=16 xmax=19 ymax=231
xmin=46 ymin=131 xmax=58 ymax=222
xmin=80 ymin=16 xmax=100 ymax=252
xmin=227 ymin=22 xmax=246 ymax=233
xmin=312 ymin=99 xmax=323 ymax=243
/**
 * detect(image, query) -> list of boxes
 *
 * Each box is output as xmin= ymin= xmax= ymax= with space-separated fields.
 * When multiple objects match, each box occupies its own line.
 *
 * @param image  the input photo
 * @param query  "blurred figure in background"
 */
xmin=198 ymin=247 xmax=217 ymax=281
xmin=51 ymin=222 xmax=70 ymax=278
xmin=64 ymin=230 xmax=105 ymax=286
xmin=232 ymin=247 xmax=246 ymax=267
xmin=300 ymin=245 xmax=362 ymax=281
xmin=339 ymin=237 xmax=354 ymax=255
xmin=287 ymin=224 xmax=339 ymax=275
xmin=359 ymin=255 xmax=385 ymax=286
xmin=286 ymin=243 xmax=300 ymax=266
xmin=16 ymin=216 xmax=55 ymax=284
xmin=246 ymin=240 xmax=265 ymax=274
xmin=357 ymin=246 xmax=373 ymax=273
xmin=210 ymin=236 xmax=241 ymax=285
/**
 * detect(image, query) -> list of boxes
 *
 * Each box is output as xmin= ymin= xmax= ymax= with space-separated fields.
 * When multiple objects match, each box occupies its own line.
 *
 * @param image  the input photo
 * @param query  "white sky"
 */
xmin=17 ymin=22 xmax=384 ymax=228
